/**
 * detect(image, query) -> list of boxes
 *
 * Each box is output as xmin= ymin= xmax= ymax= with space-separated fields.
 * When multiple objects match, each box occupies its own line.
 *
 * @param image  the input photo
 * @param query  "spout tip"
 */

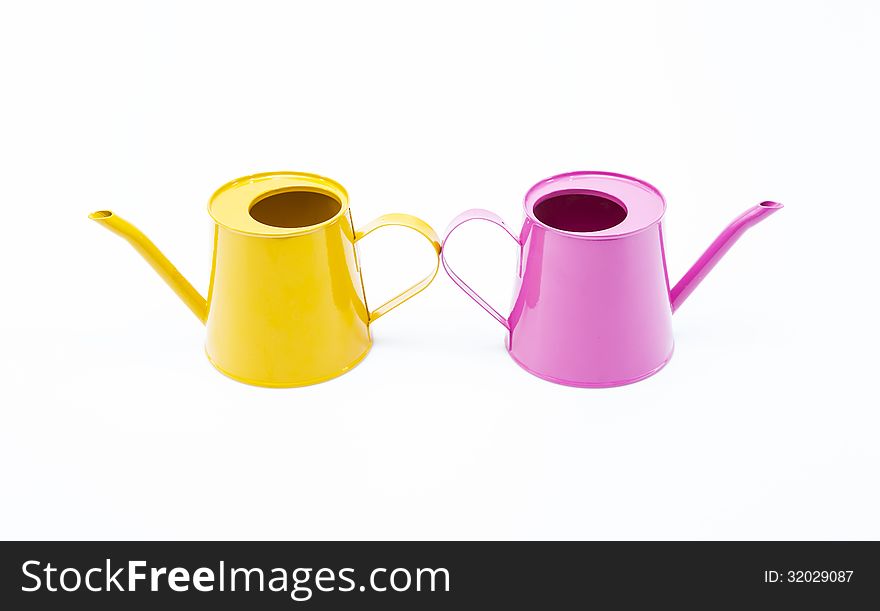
xmin=759 ymin=201 xmax=783 ymax=210
xmin=89 ymin=210 xmax=114 ymax=220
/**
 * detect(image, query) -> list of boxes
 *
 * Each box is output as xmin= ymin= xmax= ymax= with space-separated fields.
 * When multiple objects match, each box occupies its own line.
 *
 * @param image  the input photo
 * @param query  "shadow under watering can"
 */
xmin=90 ymin=171 xmax=441 ymax=387
xmin=442 ymin=171 xmax=783 ymax=387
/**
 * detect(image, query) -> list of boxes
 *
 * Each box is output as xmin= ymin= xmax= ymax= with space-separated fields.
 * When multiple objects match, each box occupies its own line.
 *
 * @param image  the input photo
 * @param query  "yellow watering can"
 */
xmin=90 ymin=171 xmax=440 ymax=387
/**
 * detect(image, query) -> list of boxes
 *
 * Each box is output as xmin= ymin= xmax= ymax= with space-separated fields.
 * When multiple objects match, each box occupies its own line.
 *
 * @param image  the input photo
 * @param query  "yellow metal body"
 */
xmin=90 ymin=172 xmax=440 ymax=387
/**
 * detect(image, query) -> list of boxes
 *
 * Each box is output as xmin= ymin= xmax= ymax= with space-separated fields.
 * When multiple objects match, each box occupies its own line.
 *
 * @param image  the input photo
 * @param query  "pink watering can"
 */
xmin=442 ymin=171 xmax=782 ymax=387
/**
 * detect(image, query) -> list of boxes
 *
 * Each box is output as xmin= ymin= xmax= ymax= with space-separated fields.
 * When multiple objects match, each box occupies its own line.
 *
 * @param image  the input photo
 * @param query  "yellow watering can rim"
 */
xmin=208 ymin=171 xmax=351 ymax=237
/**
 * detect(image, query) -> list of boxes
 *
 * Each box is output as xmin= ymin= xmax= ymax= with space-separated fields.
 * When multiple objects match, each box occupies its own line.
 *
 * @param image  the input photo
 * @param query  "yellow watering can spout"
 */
xmin=89 ymin=210 xmax=208 ymax=324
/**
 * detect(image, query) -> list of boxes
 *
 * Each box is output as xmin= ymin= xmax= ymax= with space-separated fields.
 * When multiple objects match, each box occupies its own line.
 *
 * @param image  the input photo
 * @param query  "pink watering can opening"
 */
xmin=441 ymin=171 xmax=783 ymax=387
xmin=533 ymin=191 xmax=628 ymax=233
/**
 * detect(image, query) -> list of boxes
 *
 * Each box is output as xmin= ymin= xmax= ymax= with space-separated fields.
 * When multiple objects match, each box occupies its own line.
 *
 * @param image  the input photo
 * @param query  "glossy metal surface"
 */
xmin=90 ymin=172 xmax=440 ymax=387
xmin=442 ymin=171 xmax=782 ymax=387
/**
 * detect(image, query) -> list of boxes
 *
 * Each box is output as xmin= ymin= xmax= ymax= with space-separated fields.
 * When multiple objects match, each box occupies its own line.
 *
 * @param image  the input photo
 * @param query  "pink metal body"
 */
xmin=442 ymin=171 xmax=782 ymax=387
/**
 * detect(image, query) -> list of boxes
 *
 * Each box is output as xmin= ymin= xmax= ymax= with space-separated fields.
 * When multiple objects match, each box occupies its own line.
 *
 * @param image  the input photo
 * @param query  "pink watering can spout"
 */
xmin=669 ymin=201 xmax=783 ymax=313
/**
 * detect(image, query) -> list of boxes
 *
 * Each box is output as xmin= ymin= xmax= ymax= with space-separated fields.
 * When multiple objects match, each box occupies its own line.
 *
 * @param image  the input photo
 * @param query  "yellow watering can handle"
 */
xmin=354 ymin=214 xmax=441 ymax=322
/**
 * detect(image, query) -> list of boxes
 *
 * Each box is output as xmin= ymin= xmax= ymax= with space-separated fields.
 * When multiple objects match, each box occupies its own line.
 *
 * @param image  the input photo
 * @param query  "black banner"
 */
xmin=1 ymin=542 xmax=877 ymax=609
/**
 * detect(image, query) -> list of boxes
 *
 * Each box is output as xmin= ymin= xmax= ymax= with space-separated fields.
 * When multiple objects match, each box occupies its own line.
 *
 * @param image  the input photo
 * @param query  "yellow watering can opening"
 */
xmin=208 ymin=172 xmax=351 ymax=237
xmin=89 ymin=210 xmax=113 ymax=220
xmin=249 ymin=190 xmax=342 ymax=229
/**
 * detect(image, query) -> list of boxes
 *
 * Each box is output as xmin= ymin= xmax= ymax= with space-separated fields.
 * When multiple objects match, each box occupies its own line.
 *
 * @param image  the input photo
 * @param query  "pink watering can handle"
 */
xmin=441 ymin=209 xmax=520 ymax=330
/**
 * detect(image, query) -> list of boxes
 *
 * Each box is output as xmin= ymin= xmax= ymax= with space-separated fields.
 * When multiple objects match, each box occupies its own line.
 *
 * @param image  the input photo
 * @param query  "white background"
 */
xmin=2 ymin=1 xmax=878 ymax=540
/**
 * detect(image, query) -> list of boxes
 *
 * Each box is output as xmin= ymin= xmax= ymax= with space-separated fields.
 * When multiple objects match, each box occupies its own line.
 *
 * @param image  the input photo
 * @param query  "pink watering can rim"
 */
xmin=522 ymin=170 xmax=668 ymax=239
